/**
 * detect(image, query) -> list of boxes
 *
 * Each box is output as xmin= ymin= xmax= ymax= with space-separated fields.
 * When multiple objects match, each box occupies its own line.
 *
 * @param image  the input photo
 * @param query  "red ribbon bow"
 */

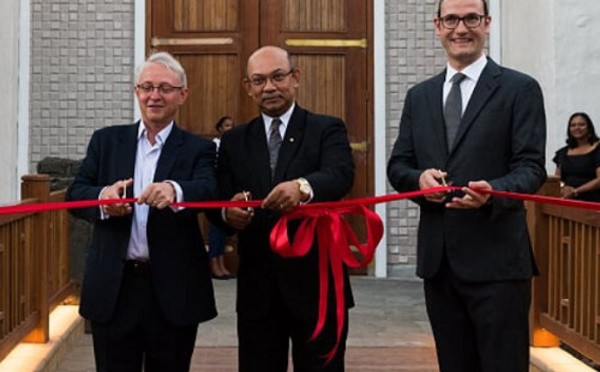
xmin=270 ymin=204 xmax=384 ymax=363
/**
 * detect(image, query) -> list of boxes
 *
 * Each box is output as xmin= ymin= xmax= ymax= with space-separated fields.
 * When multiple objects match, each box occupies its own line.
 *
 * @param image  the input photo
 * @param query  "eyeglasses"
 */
xmin=439 ymin=13 xmax=487 ymax=29
xmin=246 ymin=69 xmax=295 ymax=87
xmin=136 ymin=83 xmax=183 ymax=95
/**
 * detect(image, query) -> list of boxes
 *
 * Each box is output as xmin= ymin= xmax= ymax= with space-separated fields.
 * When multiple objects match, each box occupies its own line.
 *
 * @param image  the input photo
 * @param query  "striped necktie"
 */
xmin=268 ymin=118 xmax=282 ymax=177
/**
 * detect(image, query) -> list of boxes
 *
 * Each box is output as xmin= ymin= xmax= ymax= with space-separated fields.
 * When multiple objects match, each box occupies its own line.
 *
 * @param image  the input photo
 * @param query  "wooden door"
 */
xmin=147 ymin=0 xmax=259 ymax=137
xmin=147 ymin=0 xmax=373 ymax=272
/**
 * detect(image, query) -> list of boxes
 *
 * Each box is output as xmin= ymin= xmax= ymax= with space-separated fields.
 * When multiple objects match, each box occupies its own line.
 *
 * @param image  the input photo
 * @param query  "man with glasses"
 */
xmin=387 ymin=0 xmax=546 ymax=371
xmin=213 ymin=45 xmax=354 ymax=371
xmin=67 ymin=51 xmax=218 ymax=372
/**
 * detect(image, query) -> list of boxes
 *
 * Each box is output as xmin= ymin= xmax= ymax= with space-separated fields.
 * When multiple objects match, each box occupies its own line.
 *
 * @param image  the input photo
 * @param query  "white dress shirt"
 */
xmin=443 ymin=54 xmax=488 ymax=115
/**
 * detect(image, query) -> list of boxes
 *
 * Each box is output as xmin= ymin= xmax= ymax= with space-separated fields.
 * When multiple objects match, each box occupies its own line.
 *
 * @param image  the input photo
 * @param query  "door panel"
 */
xmin=176 ymin=55 xmax=240 ymax=135
xmin=173 ymin=0 xmax=239 ymax=32
xmin=148 ymin=0 xmax=259 ymax=137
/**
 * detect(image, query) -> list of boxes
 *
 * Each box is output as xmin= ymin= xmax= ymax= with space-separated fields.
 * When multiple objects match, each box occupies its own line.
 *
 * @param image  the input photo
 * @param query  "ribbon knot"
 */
xmin=270 ymin=204 xmax=384 ymax=364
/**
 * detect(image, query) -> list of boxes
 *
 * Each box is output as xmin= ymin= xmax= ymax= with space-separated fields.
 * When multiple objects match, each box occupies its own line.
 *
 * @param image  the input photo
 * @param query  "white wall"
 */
xmin=500 ymin=0 xmax=600 ymax=172
xmin=553 ymin=0 xmax=600 ymax=153
xmin=0 ymin=0 xmax=20 ymax=202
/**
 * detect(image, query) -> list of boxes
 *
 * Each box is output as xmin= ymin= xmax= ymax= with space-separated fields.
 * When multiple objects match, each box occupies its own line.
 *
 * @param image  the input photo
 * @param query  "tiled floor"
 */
xmin=53 ymin=277 xmax=439 ymax=372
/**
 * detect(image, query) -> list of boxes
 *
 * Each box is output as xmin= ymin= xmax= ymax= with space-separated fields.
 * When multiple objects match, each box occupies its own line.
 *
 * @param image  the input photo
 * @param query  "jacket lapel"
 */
xmin=117 ymin=123 xmax=139 ymax=196
xmin=246 ymin=118 xmax=272 ymax=192
xmin=154 ymin=124 xmax=183 ymax=182
xmin=424 ymin=74 xmax=450 ymax=163
xmin=273 ymin=106 xmax=305 ymax=183
xmin=450 ymin=58 xmax=500 ymax=153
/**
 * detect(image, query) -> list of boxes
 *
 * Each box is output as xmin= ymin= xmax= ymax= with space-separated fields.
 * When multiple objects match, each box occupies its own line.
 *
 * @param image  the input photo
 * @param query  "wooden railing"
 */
xmin=529 ymin=176 xmax=600 ymax=364
xmin=0 ymin=175 xmax=72 ymax=362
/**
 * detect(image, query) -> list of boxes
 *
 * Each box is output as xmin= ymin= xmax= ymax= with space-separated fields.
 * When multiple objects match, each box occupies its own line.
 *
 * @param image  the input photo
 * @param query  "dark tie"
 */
xmin=268 ymin=118 xmax=283 ymax=177
xmin=444 ymin=72 xmax=467 ymax=150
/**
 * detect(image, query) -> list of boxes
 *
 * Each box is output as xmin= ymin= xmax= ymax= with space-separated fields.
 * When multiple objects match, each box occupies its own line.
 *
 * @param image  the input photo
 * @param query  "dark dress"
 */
xmin=553 ymin=144 xmax=600 ymax=202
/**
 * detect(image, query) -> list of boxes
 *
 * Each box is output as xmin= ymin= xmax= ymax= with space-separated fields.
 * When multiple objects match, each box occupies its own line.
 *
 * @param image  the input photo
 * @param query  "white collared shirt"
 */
xmin=443 ymin=54 xmax=488 ymax=114
xmin=126 ymin=121 xmax=172 ymax=260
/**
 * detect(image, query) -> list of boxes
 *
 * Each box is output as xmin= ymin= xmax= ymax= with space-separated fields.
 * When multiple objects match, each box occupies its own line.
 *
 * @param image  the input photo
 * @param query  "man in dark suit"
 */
xmin=215 ymin=46 xmax=354 ymax=371
xmin=387 ymin=1 xmax=546 ymax=371
xmin=66 ymin=51 xmax=217 ymax=372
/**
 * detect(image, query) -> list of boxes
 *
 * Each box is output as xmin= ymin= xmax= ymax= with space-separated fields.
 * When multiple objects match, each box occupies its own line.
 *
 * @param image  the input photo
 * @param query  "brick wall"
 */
xmin=385 ymin=0 xmax=447 ymax=276
xmin=30 ymin=0 xmax=136 ymax=170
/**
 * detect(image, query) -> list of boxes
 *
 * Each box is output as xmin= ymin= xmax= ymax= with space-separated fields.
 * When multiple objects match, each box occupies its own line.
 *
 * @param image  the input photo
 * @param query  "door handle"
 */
xmin=350 ymin=141 xmax=368 ymax=152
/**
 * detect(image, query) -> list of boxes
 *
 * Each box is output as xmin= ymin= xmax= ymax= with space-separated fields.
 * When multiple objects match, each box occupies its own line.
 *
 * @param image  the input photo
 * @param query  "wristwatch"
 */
xmin=296 ymin=178 xmax=312 ymax=201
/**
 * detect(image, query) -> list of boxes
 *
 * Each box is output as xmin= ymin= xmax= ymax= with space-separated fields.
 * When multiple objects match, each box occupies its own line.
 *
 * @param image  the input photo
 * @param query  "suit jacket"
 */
xmin=215 ymin=105 xmax=355 ymax=320
xmin=387 ymin=58 xmax=547 ymax=282
xmin=66 ymin=122 xmax=218 ymax=326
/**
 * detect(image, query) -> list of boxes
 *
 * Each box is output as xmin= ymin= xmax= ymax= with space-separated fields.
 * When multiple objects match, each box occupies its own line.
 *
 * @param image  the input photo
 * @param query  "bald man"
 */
xmin=214 ymin=46 xmax=355 ymax=371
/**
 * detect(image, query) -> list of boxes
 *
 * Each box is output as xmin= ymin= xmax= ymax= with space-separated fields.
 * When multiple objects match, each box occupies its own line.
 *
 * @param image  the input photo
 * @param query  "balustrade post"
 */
xmin=21 ymin=174 xmax=50 ymax=343
xmin=528 ymin=176 xmax=560 ymax=347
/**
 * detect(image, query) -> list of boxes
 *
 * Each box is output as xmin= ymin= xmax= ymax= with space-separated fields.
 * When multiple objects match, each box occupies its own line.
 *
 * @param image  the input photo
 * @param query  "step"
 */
xmin=0 ymin=305 xmax=83 ymax=372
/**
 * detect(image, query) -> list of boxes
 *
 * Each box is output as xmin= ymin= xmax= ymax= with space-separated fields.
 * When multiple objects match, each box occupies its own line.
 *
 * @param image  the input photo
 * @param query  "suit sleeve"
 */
xmin=303 ymin=117 xmax=355 ymax=202
xmin=387 ymin=89 xmax=426 ymax=194
xmin=488 ymin=77 xmax=547 ymax=210
xmin=66 ymin=130 xmax=106 ymax=222
xmin=175 ymin=137 xmax=218 ymax=206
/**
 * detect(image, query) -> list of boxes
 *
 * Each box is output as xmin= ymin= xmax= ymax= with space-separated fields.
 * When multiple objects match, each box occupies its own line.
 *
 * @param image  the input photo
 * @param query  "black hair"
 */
xmin=437 ymin=0 xmax=489 ymax=17
xmin=566 ymin=112 xmax=599 ymax=148
xmin=215 ymin=116 xmax=232 ymax=132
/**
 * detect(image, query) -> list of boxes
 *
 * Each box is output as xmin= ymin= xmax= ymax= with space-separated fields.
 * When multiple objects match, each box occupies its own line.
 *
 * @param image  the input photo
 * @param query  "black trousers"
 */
xmin=91 ymin=261 xmax=198 ymax=372
xmin=237 ymin=286 xmax=348 ymax=372
xmin=424 ymin=259 xmax=531 ymax=372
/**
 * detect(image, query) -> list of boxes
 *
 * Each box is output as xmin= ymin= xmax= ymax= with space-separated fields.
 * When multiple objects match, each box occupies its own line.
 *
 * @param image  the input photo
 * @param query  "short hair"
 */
xmin=437 ymin=0 xmax=489 ymax=17
xmin=135 ymin=51 xmax=187 ymax=87
xmin=566 ymin=112 xmax=599 ymax=148
xmin=215 ymin=116 xmax=232 ymax=131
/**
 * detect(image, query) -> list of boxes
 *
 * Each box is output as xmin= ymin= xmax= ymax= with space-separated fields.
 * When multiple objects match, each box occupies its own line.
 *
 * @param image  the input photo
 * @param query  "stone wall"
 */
xmin=385 ymin=0 xmax=447 ymax=276
xmin=30 ymin=0 xmax=136 ymax=172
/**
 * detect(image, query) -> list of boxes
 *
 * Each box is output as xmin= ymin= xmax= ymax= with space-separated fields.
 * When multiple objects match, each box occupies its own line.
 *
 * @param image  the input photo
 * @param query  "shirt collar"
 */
xmin=445 ymin=54 xmax=488 ymax=84
xmin=137 ymin=121 xmax=174 ymax=146
xmin=261 ymin=102 xmax=296 ymax=129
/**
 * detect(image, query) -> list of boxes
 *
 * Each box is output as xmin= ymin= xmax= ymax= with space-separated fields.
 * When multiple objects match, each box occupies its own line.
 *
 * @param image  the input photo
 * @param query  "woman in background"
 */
xmin=209 ymin=116 xmax=234 ymax=279
xmin=554 ymin=112 xmax=600 ymax=202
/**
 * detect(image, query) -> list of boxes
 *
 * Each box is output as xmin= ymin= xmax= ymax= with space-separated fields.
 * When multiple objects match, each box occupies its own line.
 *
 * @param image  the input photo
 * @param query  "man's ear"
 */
xmin=291 ymin=68 xmax=301 ymax=88
xmin=243 ymin=79 xmax=252 ymax=96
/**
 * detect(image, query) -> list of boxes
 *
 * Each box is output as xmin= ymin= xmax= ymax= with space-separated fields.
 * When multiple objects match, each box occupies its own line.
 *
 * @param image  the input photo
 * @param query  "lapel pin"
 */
xmin=289 ymin=138 xmax=295 ymax=143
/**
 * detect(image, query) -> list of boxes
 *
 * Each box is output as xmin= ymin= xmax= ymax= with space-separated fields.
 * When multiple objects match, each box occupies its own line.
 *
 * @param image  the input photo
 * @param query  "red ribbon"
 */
xmin=270 ymin=204 xmax=383 ymax=363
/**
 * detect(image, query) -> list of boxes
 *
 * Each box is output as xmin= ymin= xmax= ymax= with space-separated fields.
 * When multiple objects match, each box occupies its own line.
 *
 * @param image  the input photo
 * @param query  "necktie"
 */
xmin=444 ymin=72 xmax=467 ymax=150
xmin=268 ymin=118 xmax=283 ymax=177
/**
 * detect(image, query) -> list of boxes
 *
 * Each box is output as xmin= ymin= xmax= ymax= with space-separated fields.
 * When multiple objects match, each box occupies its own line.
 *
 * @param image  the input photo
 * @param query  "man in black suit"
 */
xmin=387 ymin=0 xmax=546 ymax=371
xmin=66 ymin=51 xmax=217 ymax=372
xmin=215 ymin=46 xmax=354 ymax=371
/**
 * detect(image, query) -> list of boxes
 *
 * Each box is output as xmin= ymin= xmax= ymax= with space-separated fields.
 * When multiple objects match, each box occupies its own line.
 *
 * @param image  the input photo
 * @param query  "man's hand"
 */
xmin=262 ymin=181 xmax=302 ymax=213
xmin=445 ymin=180 xmax=492 ymax=209
xmin=419 ymin=168 xmax=448 ymax=203
xmin=101 ymin=178 xmax=133 ymax=217
xmin=225 ymin=192 xmax=254 ymax=230
xmin=137 ymin=182 xmax=176 ymax=210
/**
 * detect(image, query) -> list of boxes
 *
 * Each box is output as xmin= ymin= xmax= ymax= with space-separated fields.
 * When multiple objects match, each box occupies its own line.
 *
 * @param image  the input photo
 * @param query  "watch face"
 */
xmin=298 ymin=179 xmax=311 ymax=196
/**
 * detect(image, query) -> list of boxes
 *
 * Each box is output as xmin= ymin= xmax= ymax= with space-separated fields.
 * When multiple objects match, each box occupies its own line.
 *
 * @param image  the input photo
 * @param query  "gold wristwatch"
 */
xmin=296 ymin=178 xmax=312 ymax=201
